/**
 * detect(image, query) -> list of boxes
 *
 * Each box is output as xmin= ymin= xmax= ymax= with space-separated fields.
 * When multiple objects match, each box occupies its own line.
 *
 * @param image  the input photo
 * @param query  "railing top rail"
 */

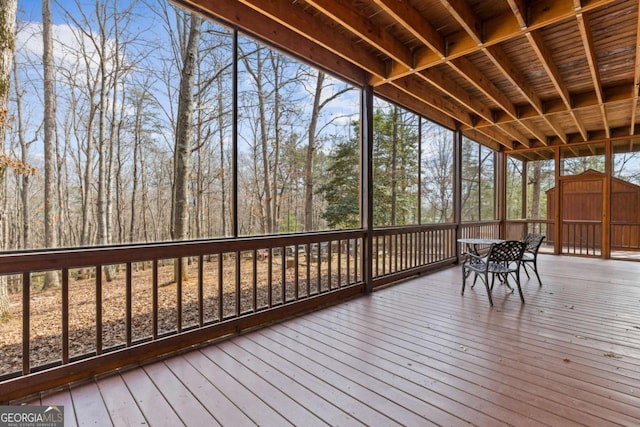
xmin=373 ymin=223 xmax=456 ymax=235
xmin=0 ymin=229 xmax=366 ymax=275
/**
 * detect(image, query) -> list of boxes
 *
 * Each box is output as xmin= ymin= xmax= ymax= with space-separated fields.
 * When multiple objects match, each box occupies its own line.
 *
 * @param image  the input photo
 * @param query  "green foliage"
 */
xmin=318 ymin=138 xmax=360 ymax=228
xmin=319 ymin=105 xmax=421 ymax=229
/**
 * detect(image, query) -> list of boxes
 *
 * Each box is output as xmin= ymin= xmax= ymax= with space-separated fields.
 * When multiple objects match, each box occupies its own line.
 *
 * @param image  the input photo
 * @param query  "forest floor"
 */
xmin=0 ymin=255 xmax=352 ymax=376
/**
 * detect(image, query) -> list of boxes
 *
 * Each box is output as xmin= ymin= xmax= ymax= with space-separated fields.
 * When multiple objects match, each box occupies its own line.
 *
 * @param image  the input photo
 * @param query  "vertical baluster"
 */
xmin=22 ymin=272 xmax=30 ymax=375
xmin=337 ymin=240 xmax=342 ymax=287
xmin=381 ymin=236 xmax=386 ymax=275
xmin=327 ymin=241 xmax=333 ymax=290
xmin=267 ymin=248 xmax=273 ymax=307
xmin=96 ymin=265 xmax=103 ymax=354
xmin=352 ymin=239 xmax=357 ymax=282
xmin=374 ymin=236 xmax=379 ymax=277
xmin=281 ymin=247 xmax=286 ymax=303
xmin=126 ymin=263 xmax=132 ymax=346
xmin=177 ymin=258 xmax=182 ymax=332
xmin=235 ymin=252 xmax=241 ymax=316
xmin=217 ymin=253 xmax=223 ymax=320
xmin=294 ymin=247 xmax=299 ymax=300
xmin=198 ymin=255 xmax=204 ymax=327
xmin=152 ymin=260 xmax=158 ymax=340
xmin=316 ymin=242 xmax=321 ymax=294
xmin=253 ymin=250 xmax=258 ymax=312
xmin=62 ymin=268 xmax=69 ymax=363
xmin=394 ymin=234 xmax=399 ymax=272
xmin=306 ymin=243 xmax=311 ymax=297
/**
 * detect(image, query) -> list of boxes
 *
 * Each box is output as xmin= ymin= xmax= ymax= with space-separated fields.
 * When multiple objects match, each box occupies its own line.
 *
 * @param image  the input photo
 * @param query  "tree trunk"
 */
xmin=12 ymin=52 xmax=30 ymax=249
xmin=216 ymin=78 xmax=227 ymax=236
xmin=172 ymin=12 xmax=202 ymax=279
xmin=390 ymin=106 xmax=398 ymax=225
xmin=304 ymin=72 xmax=324 ymax=232
xmin=0 ymin=0 xmax=18 ymax=317
xmin=42 ymin=0 xmax=59 ymax=289
xmin=530 ymin=161 xmax=542 ymax=232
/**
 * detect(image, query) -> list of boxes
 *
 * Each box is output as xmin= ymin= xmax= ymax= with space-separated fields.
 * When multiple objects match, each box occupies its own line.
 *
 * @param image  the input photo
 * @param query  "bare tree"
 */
xmin=12 ymin=51 xmax=38 ymax=249
xmin=0 ymin=0 xmax=17 ymax=318
xmin=172 ymin=11 xmax=202 ymax=239
xmin=42 ymin=0 xmax=59 ymax=288
xmin=303 ymin=71 xmax=352 ymax=232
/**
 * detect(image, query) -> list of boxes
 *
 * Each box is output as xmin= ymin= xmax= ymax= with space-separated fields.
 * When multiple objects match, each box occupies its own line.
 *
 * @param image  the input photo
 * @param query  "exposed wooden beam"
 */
xmin=304 ymin=0 xmax=413 ymax=69
xmin=371 ymin=0 xmax=446 ymax=57
xmin=439 ymin=0 xmax=483 ymax=44
xmin=482 ymin=44 xmax=562 ymax=144
xmin=576 ymin=12 xmax=609 ymax=138
xmin=526 ymin=30 xmax=570 ymax=107
xmin=440 ymin=1 xmax=550 ymax=147
xmin=631 ymin=0 xmax=640 ymax=135
xmin=389 ymin=76 xmax=476 ymax=128
xmin=377 ymin=0 xmax=617 ymax=84
xmin=448 ymin=56 xmax=518 ymax=120
xmin=389 ymin=76 xmax=514 ymax=149
xmin=462 ymin=128 xmax=503 ymax=151
xmin=417 ymin=67 xmax=494 ymax=123
xmin=374 ymin=84 xmax=456 ymax=130
xmin=415 ymin=64 xmax=530 ymax=146
xmin=526 ymin=29 xmax=588 ymax=141
xmin=506 ymin=0 xmax=528 ymax=29
xmin=173 ymin=0 xmax=371 ymax=84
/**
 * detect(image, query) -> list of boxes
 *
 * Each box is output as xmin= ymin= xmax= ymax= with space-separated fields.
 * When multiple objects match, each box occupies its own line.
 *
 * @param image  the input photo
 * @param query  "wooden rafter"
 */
xmin=576 ymin=12 xmax=609 ymax=138
xmin=506 ymin=0 xmax=528 ymax=29
xmin=526 ymin=29 xmax=588 ymax=141
xmin=179 ymin=0 xmax=639 ymax=154
xmin=482 ymin=44 xmax=562 ymax=144
xmin=372 ymin=0 xmax=445 ymax=57
xmin=631 ymin=0 xmax=640 ymax=135
xmin=439 ymin=0 xmax=483 ymax=45
xmin=236 ymin=0 xmax=387 ymax=79
xmin=303 ymin=0 xmax=413 ymax=69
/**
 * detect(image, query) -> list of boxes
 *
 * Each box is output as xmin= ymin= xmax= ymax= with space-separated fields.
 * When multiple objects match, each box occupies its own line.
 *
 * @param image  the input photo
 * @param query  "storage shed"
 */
xmin=546 ymin=169 xmax=640 ymax=250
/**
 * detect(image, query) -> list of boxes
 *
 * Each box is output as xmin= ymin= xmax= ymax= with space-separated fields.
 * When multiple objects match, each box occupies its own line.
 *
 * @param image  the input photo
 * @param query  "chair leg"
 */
xmin=522 ymin=262 xmax=531 ymax=279
xmin=483 ymin=272 xmax=493 ymax=306
xmin=515 ymin=270 xmax=525 ymax=303
xmin=532 ymin=260 xmax=542 ymax=286
xmin=461 ymin=267 xmax=467 ymax=295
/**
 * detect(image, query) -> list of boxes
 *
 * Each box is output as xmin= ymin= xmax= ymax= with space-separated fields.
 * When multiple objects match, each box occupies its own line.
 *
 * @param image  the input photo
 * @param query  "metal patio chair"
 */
xmin=521 ymin=233 xmax=545 ymax=286
xmin=462 ymin=240 xmax=526 ymax=306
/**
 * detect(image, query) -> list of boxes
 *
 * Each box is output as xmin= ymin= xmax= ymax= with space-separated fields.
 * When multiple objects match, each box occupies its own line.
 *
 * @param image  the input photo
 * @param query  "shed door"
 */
xmin=560 ymin=178 xmax=603 ymax=256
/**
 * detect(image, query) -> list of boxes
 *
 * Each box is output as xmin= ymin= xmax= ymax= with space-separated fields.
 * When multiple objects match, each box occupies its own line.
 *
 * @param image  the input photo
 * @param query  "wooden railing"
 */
xmin=0 ymin=223 xmax=465 ymax=403
xmin=459 ymin=221 xmax=500 ymax=240
xmin=372 ymin=224 xmax=457 ymax=287
xmin=561 ymin=220 xmax=602 ymax=256
xmin=505 ymin=219 xmax=553 ymax=241
xmin=0 ymin=230 xmax=368 ymax=402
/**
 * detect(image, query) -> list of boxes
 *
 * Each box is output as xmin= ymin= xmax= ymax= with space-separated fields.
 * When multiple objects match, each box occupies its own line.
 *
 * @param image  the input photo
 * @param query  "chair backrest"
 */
xmin=523 ymin=233 xmax=545 ymax=252
xmin=487 ymin=240 xmax=525 ymax=263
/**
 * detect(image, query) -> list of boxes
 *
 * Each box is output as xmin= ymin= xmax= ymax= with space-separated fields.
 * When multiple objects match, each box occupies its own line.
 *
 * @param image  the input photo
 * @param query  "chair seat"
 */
xmin=487 ymin=262 xmax=518 ymax=274
xmin=522 ymin=252 xmax=534 ymax=261
xmin=466 ymin=261 xmax=516 ymax=274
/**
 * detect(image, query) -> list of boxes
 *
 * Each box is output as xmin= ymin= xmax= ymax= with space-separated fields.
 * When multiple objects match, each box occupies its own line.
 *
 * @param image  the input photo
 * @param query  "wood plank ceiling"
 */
xmin=175 ymin=0 xmax=640 ymax=156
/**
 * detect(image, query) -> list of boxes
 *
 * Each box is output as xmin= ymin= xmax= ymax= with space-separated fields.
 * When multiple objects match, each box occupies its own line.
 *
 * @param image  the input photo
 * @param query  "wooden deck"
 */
xmin=27 ymin=255 xmax=640 ymax=426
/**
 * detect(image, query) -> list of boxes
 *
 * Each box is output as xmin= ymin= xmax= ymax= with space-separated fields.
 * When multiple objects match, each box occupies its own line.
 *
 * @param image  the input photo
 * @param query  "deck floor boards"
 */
xmin=25 ymin=255 xmax=640 ymax=426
